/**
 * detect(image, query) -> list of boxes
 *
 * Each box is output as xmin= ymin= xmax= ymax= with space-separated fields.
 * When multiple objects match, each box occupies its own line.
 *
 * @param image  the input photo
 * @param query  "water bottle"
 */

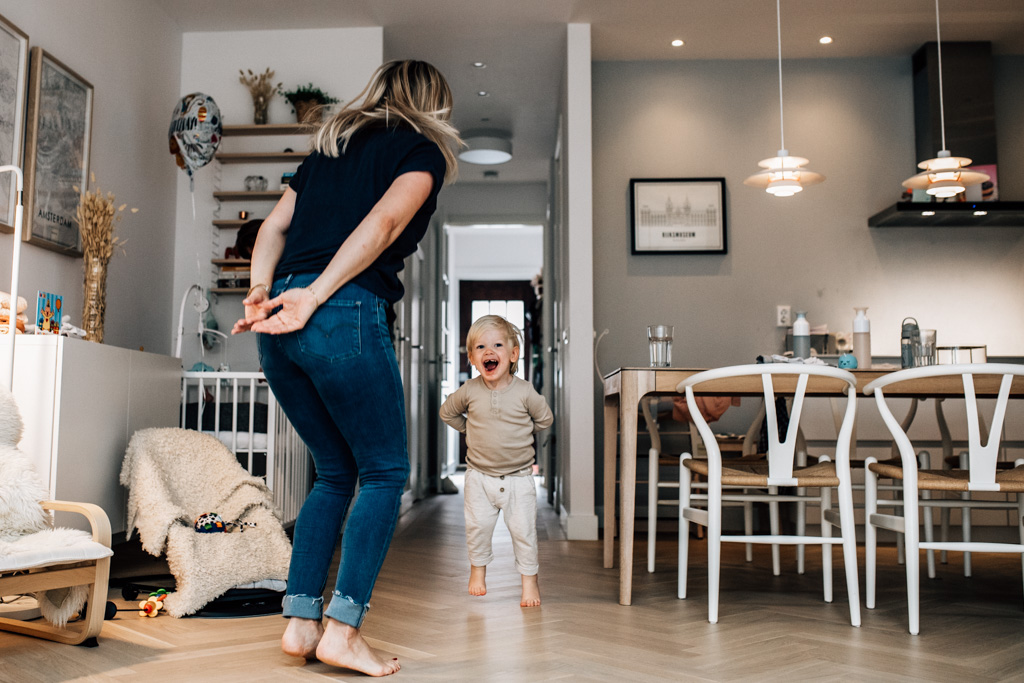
xmin=853 ymin=307 xmax=871 ymax=370
xmin=901 ymin=317 xmax=920 ymax=369
xmin=792 ymin=311 xmax=811 ymax=359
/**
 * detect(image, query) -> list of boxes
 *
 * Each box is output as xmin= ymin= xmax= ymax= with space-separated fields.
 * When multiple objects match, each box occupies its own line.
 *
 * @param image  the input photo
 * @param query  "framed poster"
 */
xmin=629 ymin=177 xmax=727 ymax=254
xmin=0 ymin=12 xmax=28 ymax=234
xmin=23 ymin=46 xmax=93 ymax=256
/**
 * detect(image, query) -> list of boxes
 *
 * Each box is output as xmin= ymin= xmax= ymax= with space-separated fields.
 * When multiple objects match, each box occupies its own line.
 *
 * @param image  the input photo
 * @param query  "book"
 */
xmin=35 ymin=290 xmax=63 ymax=334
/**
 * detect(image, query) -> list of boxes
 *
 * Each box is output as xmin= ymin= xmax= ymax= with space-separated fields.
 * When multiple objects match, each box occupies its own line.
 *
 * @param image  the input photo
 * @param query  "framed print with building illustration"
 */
xmin=23 ymin=46 xmax=93 ymax=256
xmin=629 ymin=177 xmax=727 ymax=254
xmin=0 ymin=13 xmax=29 ymax=234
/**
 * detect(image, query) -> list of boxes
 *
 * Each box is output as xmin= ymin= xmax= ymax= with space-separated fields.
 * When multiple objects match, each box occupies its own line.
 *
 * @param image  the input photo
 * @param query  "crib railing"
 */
xmin=181 ymin=371 xmax=311 ymax=525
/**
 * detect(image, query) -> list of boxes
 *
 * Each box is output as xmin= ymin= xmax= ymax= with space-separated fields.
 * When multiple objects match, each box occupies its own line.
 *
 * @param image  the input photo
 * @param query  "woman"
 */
xmin=232 ymin=60 xmax=460 ymax=676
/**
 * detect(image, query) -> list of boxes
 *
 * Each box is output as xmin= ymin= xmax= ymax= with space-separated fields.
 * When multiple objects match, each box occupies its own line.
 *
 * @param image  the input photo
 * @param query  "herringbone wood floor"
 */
xmin=4 ymin=483 xmax=1024 ymax=682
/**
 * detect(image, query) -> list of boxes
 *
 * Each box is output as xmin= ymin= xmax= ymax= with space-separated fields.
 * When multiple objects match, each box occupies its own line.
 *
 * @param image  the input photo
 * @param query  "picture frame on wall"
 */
xmin=23 ymin=46 xmax=93 ymax=256
xmin=629 ymin=177 xmax=727 ymax=255
xmin=0 ymin=12 xmax=29 ymax=234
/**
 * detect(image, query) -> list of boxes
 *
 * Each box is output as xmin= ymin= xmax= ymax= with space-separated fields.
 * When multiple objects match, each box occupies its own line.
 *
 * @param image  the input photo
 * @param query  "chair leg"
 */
xmin=837 ymin=477 xmax=861 ymax=627
xmin=919 ymin=451 xmax=936 ymax=579
xmin=678 ymin=462 xmax=691 ymax=600
xmin=821 ymin=485 xmax=833 ymax=603
xmin=961 ymin=452 xmax=972 ymax=577
xmin=1017 ymin=492 xmax=1024 ymax=606
xmin=865 ymin=459 xmax=878 ymax=610
xmin=769 ymin=486 xmax=781 ymax=576
xmin=648 ymin=447 xmax=658 ymax=574
xmin=906 ymin=511 xmax=921 ymax=636
xmin=796 ymin=486 xmax=807 ymax=575
xmin=708 ymin=487 xmax=722 ymax=624
xmin=743 ymin=500 xmax=754 ymax=563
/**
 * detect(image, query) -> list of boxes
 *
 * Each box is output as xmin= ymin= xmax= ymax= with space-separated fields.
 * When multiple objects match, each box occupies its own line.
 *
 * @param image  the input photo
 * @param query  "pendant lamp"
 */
xmin=744 ymin=0 xmax=824 ymax=197
xmin=902 ymin=0 xmax=989 ymax=198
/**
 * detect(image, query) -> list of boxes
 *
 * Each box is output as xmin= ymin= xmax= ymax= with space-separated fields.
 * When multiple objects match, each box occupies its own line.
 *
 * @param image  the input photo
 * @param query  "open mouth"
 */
xmin=483 ymin=359 xmax=499 ymax=372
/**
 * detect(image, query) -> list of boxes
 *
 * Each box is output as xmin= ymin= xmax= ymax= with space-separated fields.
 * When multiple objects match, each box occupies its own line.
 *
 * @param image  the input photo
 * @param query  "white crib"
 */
xmin=180 ymin=371 xmax=311 ymax=526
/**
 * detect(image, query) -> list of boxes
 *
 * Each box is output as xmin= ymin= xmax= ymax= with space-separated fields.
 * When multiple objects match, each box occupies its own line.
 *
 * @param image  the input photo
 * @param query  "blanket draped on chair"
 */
xmin=120 ymin=427 xmax=291 ymax=617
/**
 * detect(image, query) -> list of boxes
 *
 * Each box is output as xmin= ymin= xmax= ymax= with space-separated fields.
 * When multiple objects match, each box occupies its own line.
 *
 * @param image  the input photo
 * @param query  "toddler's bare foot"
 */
xmin=520 ymin=574 xmax=541 ymax=607
xmin=469 ymin=565 xmax=487 ymax=596
xmin=315 ymin=619 xmax=400 ymax=676
xmin=281 ymin=616 xmax=324 ymax=659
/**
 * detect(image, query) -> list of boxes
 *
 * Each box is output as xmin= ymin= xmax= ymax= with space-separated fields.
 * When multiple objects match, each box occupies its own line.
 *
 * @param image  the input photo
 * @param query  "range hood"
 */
xmin=869 ymin=41 xmax=1024 ymax=228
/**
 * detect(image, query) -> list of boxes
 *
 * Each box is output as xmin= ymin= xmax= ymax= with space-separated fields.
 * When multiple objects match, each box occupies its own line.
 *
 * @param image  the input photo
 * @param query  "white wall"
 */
xmin=591 ymin=55 xmax=1024 ymax=443
xmin=173 ymin=28 xmax=383 ymax=371
xmin=0 ymin=0 xmax=182 ymax=355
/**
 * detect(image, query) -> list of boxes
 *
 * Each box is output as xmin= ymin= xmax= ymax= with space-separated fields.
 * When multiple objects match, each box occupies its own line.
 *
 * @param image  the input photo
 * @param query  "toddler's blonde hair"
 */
xmin=466 ymin=315 xmax=522 ymax=375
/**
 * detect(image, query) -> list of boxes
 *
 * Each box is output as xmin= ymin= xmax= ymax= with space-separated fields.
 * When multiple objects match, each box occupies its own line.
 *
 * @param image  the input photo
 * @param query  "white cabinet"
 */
xmin=11 ymin=336 xmax=181 ymax=535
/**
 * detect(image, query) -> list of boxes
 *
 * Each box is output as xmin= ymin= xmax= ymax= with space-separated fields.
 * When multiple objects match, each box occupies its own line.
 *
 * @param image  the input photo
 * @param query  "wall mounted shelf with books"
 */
xmin=868 ymin=201 xmax=1024 ymax=227
xmin=213 ymin=190 xmax=284 ymax=202
xmin=215 ymin=151 xmax=308 ymax=164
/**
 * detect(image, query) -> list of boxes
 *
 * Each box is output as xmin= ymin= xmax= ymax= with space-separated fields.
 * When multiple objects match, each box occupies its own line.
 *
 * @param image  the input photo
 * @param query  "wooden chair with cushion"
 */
xmin=677 ymin=364 xmax=861 ymax=626
xmin=863 ymin=363 xmax=1024 ymax=635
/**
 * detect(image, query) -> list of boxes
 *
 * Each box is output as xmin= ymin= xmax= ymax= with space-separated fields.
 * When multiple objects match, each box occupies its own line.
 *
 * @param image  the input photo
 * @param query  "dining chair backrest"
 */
xmin=864 ymin=363 xmax=1024 ymax=491
xmin=678 ymin=364 xmax=858 ymax=487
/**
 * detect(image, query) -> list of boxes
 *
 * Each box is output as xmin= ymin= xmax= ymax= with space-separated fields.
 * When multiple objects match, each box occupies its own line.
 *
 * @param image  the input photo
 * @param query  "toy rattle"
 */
xmin=139 ymin=589 xmax=168 ymax=617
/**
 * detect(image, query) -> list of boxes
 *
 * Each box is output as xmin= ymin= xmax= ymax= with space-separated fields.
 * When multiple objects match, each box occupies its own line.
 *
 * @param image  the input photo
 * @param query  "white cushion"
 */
xmin=0 ymin=528 xmax=112 ymax=572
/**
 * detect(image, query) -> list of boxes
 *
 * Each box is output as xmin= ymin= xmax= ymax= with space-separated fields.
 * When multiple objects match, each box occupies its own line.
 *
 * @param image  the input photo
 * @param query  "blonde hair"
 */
xmin=312 ymin=60 xmax=462 ymax=184
xmin=466 ymin=315 xmax=522 ymax=376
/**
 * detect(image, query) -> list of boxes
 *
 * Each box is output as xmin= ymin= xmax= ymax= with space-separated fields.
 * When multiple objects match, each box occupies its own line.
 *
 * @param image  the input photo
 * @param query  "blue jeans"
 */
xmin=258 ymin=274 xmax=410 ymax=628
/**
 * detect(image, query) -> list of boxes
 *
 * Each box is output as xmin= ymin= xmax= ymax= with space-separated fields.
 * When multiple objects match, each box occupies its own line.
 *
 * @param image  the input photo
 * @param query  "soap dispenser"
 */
xmin=853 ymin=307 xmax=871 ymax=370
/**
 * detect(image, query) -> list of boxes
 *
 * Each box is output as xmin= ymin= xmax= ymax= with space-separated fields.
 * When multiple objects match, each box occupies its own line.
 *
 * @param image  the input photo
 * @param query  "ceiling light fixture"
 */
xmin=671 ymin=39 xmax=684 ymax=47
xmin=477 ymin=90 xmax=489 ymax=97
xmin=458 ymin=130 xmax=513 ymax=165
xmin=743 ymin=0 xmax=824 ymax=197
xmin=819 ymin=36 xmax=833 ymax=45
xmin=472 ymin=62 xmax=486 ymax=68
xmin=901 ymin=0 xmax=989 ymax=199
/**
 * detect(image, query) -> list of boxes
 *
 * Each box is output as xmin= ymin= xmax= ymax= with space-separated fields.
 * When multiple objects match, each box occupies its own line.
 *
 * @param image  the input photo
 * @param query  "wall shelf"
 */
xmin=868 ymin=201 xmax=1024 ymax=228
xmin=222 ymin=123 xmax=313 ymax=136
xmin=212 ymin=258 xmax=250 ymax=267
xmin=210 ymin=287 xmax=247 ymax=294
xmin=213 ymin=219 xmax=249 ymax=229
xmin=213 ymin=190 xmax=284 ymax=201
xmin=216 ymin=151 xmax=307 ymax=164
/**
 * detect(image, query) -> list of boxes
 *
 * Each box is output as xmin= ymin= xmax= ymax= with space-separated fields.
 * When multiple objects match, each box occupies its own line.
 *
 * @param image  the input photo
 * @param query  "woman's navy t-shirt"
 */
xmin=275 ymin=124 xmax=446 ymax=303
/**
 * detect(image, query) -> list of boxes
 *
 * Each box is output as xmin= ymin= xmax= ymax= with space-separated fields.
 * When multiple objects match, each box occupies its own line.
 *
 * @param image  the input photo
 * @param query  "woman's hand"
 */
xmin=247 ymin=286 xmax=319 ymax=335
xmin=231 ymin=287 xmax=273 ymax=335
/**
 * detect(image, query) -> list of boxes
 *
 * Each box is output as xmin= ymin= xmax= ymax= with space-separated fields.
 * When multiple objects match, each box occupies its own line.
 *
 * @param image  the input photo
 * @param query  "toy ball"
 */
xmin=194 ymin=512 xmax=226 ymax=533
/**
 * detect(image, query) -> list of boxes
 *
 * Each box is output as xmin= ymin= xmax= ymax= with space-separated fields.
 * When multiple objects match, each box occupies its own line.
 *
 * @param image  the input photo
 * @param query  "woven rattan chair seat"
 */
xmin=868 ymin=461 xmax=1024 ymax=492
xmin=684 ymin=458 xmax=840 ymax=487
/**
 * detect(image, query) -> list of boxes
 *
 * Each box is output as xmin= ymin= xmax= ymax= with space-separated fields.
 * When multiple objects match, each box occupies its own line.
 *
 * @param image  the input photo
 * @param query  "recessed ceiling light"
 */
xmin=974 ymin=210 xmax=988 ymax=216
xmin=477 ymin=91 xmax=489 ymax=97
xmin=921 ymin=211 xmax=936 ymax=216
xmin=472 ymin=61 xmax=486 ymax=68
xmin=819 ymin=36 xmax=833 ymax=45
xmin=671 ymin=39 xmax=684 ymax=47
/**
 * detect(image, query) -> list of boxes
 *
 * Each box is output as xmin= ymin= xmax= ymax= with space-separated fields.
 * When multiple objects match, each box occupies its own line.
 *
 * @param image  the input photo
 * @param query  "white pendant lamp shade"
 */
xmin=744 ymin=0 xmax=824 ymax=197
xmin=743 ymin=150 xmax=825 ymax=197
xmin=458 ymin=131 xmax=512 ymax=165
xmin=903 ymin=0 xmax=989 ymax=198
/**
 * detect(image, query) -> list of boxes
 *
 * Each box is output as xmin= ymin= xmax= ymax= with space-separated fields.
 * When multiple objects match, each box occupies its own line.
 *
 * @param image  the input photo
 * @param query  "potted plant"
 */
xmin=278 ymin=83 xmax=340 ymax=124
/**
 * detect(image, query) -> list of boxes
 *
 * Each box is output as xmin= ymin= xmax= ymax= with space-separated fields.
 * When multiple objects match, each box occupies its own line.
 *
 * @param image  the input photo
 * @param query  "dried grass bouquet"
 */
xmin=240 ymin=68 xmax=281 ymax=124
xmin=75 ymin=173 xmax=137 ymax=264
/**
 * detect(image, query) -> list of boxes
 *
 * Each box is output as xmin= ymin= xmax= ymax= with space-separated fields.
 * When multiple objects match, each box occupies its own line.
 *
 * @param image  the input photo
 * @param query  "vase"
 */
xmin=252 ymin=95 xmax=269 ymax=125
xmin=82 ymin=253 xmax=108 ymax=343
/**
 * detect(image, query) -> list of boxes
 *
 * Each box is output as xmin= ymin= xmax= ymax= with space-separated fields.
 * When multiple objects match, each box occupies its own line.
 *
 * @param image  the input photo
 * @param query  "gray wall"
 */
xmin=591 ymin=55 xmax=1024 ymax=487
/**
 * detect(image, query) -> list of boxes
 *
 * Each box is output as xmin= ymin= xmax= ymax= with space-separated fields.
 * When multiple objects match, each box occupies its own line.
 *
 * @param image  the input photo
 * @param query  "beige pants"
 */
xmin=464 ymin=468 xmax=538 ymax=576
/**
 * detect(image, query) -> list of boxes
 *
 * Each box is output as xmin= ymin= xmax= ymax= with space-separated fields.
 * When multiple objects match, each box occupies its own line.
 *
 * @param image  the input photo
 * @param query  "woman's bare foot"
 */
xmin=281 ymin=617 xmax=324 ymax=659
xmin=520 ymin=574 xmax=541 ymax=607
xmin=469 ymin=565 xmax=487 ymax=596
xmin=315 ymin=619 xmax=400 ymax=676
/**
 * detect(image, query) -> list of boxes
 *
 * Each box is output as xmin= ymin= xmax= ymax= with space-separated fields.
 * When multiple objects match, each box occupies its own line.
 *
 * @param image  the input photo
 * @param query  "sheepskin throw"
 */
xmin=121 ymin=428 xmax=291 ymax=617
xmin=0 ymin=385 xmax=106 ymax=627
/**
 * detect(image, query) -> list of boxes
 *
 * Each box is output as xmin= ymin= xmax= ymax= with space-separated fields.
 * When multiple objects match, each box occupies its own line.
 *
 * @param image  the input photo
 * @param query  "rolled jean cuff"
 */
xmin=324 ymin=591 xmax=370 ymax=628
xmin=282 ymin=594 xmax=324 ymax=620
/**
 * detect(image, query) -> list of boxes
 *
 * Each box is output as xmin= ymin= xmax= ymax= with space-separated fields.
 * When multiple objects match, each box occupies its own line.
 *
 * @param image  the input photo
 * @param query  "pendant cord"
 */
xmin=776 ymin=0 xmax=785 ymax=154
xmin=935 ymin=0 xmax=947 ymax=152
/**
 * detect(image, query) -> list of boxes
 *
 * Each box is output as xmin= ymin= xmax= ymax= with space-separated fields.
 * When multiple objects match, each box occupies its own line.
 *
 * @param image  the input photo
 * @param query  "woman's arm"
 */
xmin=231 ymin=189 xmax=295 ymax=334
xmin=247 ymin=170 xmax=434 ymax=335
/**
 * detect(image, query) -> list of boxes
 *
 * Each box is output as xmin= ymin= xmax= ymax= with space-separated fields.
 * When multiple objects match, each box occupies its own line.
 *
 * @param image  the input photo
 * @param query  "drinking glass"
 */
xmin=647 ymin=325 xmax=673 ymax=367
xmin=913 ymin=329 xmax=937 ymax=366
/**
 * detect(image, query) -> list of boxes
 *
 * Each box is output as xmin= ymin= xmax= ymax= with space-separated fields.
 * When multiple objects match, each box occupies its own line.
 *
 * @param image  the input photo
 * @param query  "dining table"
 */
xmin=603 ymin=365 xmax=1024 ymax=605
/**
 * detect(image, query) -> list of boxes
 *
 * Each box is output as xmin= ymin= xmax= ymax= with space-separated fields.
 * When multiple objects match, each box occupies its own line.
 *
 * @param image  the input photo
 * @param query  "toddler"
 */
xmin=439 ymin=314 xmax=553 ymax=607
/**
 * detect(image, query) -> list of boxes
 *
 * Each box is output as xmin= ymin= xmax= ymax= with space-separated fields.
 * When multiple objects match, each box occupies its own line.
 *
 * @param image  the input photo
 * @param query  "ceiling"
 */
xmin=162 ymin=0 xmax=1024 ymax=184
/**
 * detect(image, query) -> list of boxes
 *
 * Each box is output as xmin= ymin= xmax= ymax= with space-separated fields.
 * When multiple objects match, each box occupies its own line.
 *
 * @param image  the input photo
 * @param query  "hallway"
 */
xmin=4 ymin=483 xmax=1024 ymax=681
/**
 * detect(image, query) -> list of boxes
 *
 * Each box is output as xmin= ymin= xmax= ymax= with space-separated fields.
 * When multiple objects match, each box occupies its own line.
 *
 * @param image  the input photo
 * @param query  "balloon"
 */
xmin=168 ymin=93 xmax=222 ymax=179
